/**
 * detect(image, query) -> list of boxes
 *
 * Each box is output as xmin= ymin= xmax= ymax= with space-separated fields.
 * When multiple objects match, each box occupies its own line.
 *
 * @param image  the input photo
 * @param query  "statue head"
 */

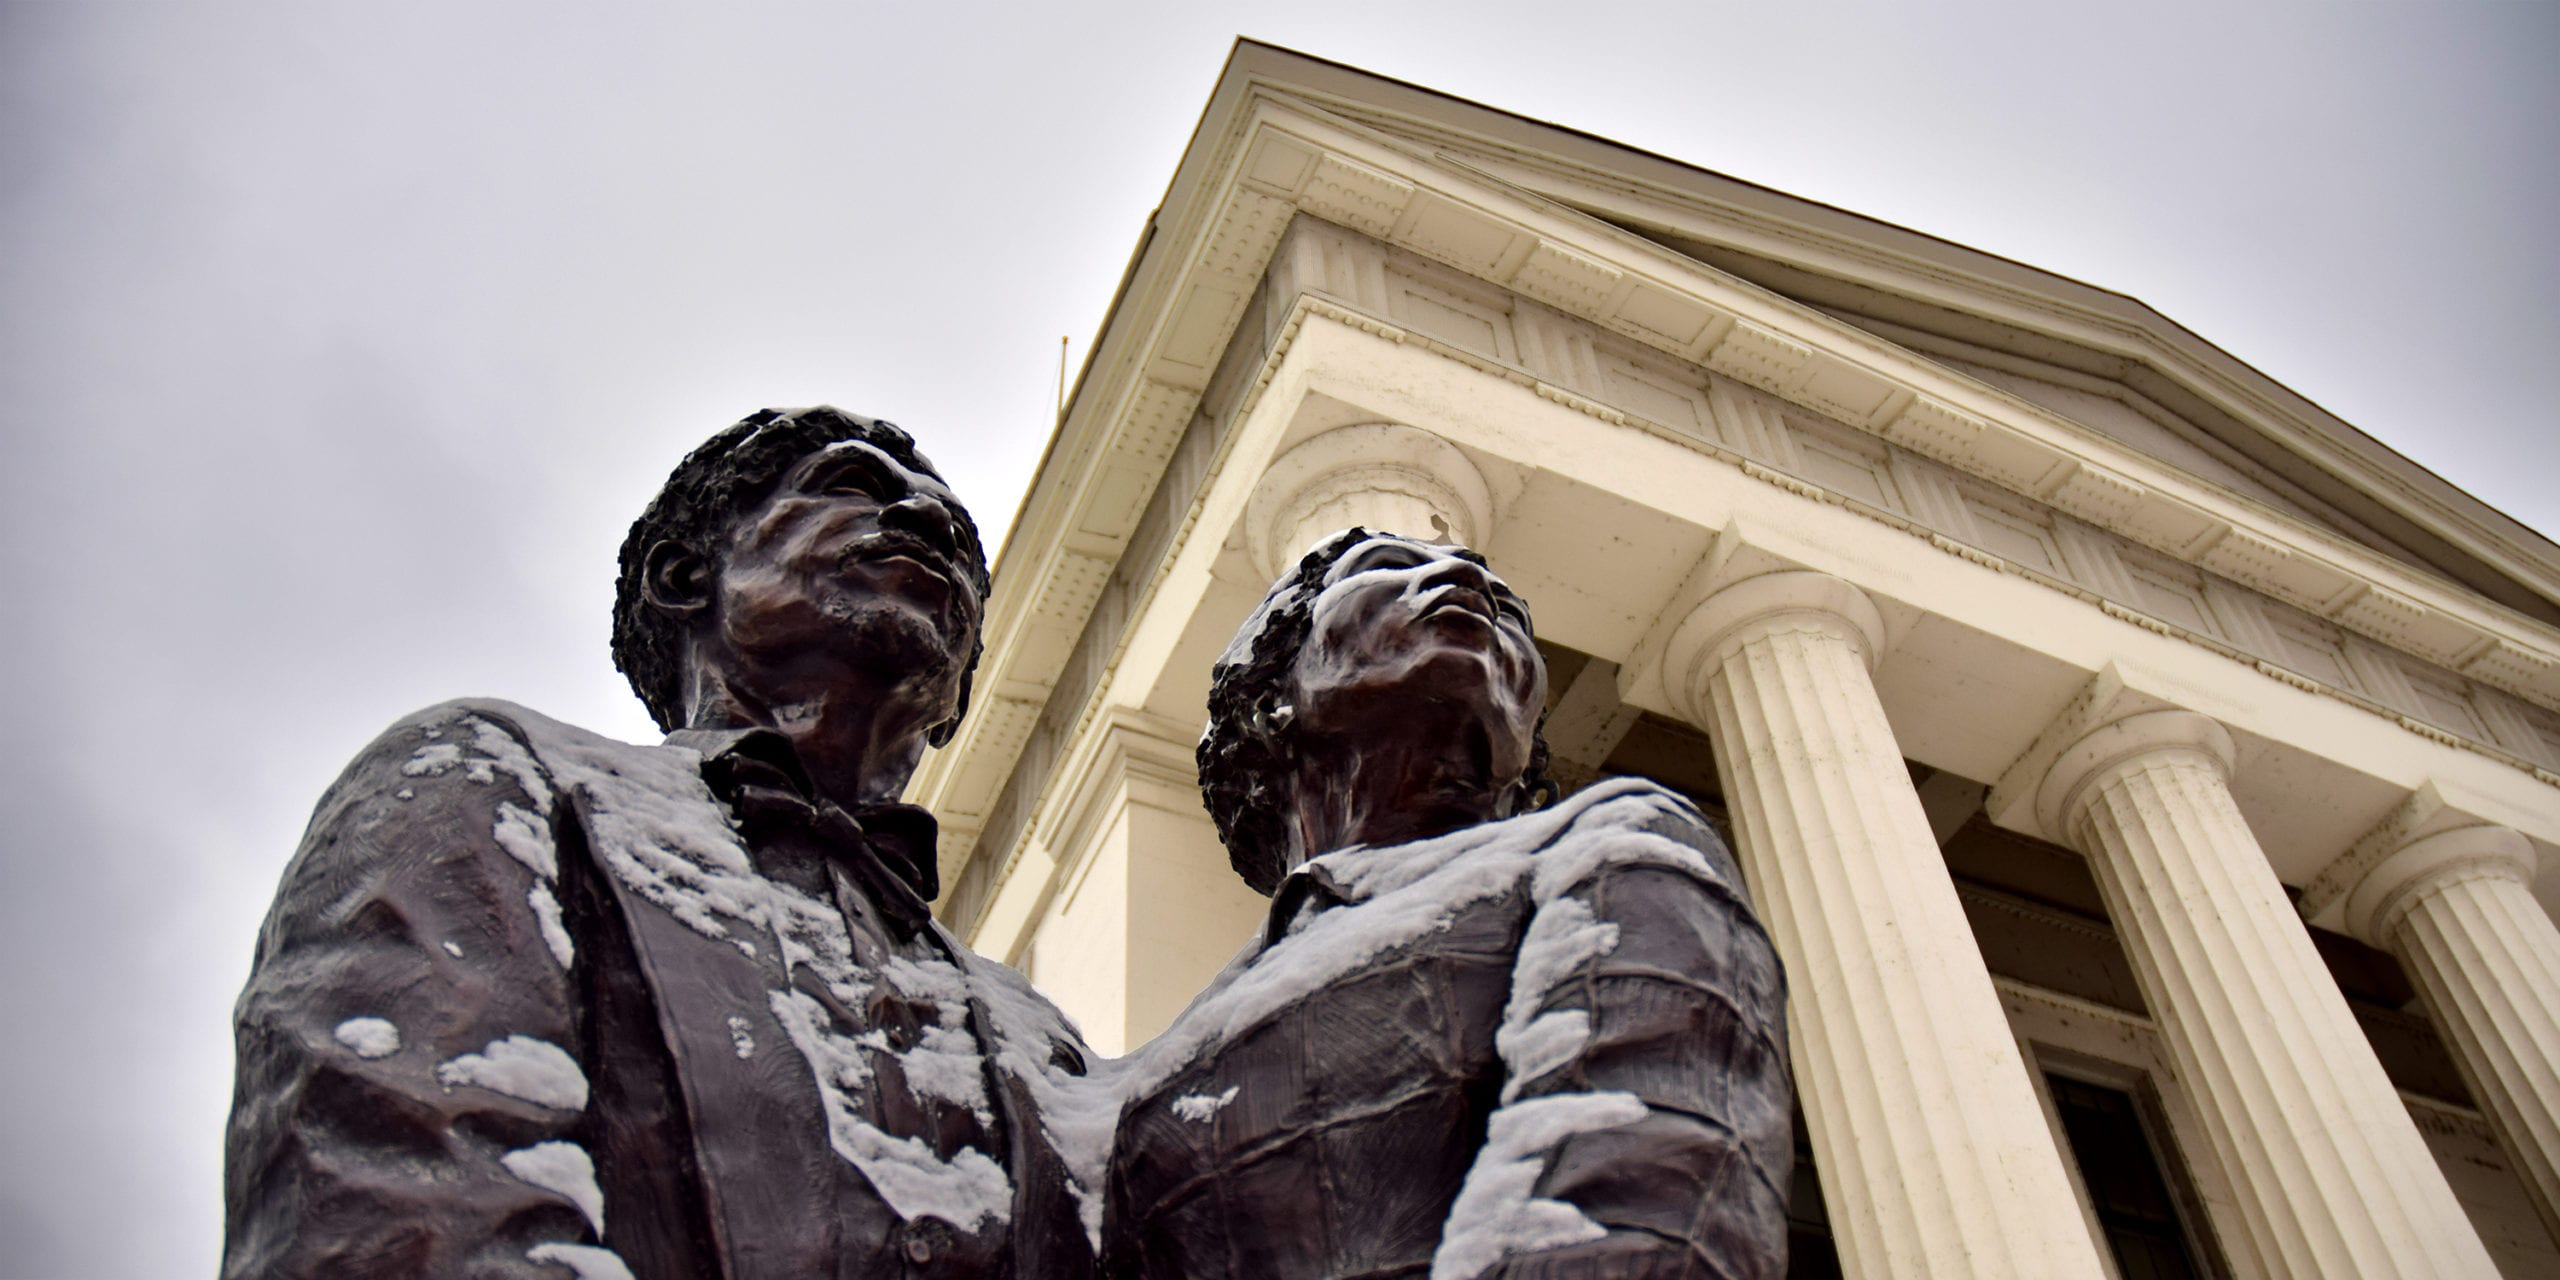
xmin=612 ymin=406 xmax=992 ymax=742
xmin=1198 ymin=528 xmax=1553 ymax=895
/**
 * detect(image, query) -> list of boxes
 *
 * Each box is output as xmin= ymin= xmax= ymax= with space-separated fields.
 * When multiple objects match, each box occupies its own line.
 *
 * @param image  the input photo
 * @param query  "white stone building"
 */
xmin=913 ymin=43 xmax=2560 ymax=1279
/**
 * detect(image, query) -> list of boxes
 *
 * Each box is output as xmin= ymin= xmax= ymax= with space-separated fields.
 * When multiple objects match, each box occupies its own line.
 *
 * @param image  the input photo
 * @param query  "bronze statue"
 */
xmin=1104 ymin=529 xmax=1793 ymax=1279
xmin=224 ymin=408 xmax=1098 ymax=1278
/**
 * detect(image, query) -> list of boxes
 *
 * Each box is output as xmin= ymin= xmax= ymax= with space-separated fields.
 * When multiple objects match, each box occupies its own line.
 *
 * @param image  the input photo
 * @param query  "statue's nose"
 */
xmin=882 ymin=493 xmax=960 ymax=554
xmin=1416 ymin=556 xmax=1492 ymax=597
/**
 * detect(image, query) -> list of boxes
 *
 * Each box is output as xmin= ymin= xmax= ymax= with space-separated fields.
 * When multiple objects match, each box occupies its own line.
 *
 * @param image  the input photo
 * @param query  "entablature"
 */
xmin=1250 ymin=51 xmax=2560 ymax=621
xmin=917 ymin=82 xmax=2560 ymax=934
xmin=1255 ymin=217 xmax=2560 ymax=778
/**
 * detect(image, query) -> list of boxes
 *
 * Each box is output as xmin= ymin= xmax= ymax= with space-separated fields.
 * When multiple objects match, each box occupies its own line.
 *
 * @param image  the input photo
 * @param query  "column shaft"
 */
xmin=2064 ymin=749 xmax=2500 ymax=1279
xmin=2388 ymin=864 xmax=2560 ymax=1244
xmin=1701 ymin=618 xmax=2108 ymax=1279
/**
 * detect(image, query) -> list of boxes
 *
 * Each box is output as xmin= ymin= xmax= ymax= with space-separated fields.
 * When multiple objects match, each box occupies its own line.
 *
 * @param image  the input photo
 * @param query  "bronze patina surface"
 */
xmin=223 ymin=408 xmax=1096 ymax=1279
xmin=1109 ymin=530 xmax=1794 ymax=1279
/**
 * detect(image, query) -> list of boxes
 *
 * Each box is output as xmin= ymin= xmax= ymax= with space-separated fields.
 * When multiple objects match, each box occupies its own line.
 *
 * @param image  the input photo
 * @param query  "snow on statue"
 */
xmin=225 ymin=412 xmax=1787 ymax=1280
xmin=223 ymin=408 xmax=1098 ymax=1278
xmin=1102 ymin=529 xmax=1795 ymax=1280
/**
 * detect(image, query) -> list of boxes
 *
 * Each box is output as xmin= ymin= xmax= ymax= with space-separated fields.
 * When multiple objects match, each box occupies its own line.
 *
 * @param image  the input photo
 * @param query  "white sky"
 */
xmin=2 ymin=4 xmax=2552 ymax=1275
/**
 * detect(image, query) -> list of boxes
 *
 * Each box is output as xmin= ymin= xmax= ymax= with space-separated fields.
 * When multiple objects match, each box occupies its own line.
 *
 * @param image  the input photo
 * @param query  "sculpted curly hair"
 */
xmin=1197 ymin=527 xmax=1554 ymax=896
xmin=611 ymin=405 xmax=991 ymax=733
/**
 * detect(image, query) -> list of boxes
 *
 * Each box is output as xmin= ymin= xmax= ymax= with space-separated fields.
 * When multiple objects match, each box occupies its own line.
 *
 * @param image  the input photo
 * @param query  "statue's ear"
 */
xmin=641 ymin=539 xmax=712 ymax=617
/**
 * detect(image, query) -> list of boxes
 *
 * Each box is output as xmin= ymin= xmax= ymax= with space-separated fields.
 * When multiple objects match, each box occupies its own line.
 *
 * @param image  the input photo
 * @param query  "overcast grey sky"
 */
xmin=2 ymin=4 xmax=2552 ymax=1275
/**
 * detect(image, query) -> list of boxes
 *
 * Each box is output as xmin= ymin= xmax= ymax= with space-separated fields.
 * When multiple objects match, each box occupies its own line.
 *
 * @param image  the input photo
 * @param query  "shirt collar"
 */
xmin=1257 ymin=825 xmax=1513 ymax=950
xmin=665 ymin=725 xmax=944 ymax=906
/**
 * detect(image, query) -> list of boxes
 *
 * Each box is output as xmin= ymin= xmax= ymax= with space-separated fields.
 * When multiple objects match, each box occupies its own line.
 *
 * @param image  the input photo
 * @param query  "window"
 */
xmin=2044 ymin=1073 xmax=2222 ymax=1280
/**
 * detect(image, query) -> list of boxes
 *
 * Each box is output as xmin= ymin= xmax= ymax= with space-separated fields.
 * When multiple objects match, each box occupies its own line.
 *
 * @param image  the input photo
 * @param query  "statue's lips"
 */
xmin=837 ymin=534 xmax=962 ymax=593
xmin=1415 ymin=585 xmax=1496 ymax=625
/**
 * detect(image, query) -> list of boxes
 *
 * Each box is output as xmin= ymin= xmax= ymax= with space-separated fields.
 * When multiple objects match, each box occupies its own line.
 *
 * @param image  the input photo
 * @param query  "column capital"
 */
xmin=2033 ymin=706 xmax=2236 ymax=845
xmin=1988 ymin=662 xmax=2236 ymax=844
xmin=1245 ymin=422 xmax=1493 ymax=580
xmin=1661 ymin=570 xmax=1885 ymax=723
xmin=2345 ymin=823 xmax=2537 ymax=948
xmin=2299 ymin=778 xmax=2548 ymax=937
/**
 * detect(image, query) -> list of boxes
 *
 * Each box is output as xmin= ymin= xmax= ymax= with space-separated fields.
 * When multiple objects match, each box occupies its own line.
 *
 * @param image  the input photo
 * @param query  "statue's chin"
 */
xmin=718 ymin=593 xmax=966 ymax=710
xmin=835 ymin=602 xmax=966 ymax=695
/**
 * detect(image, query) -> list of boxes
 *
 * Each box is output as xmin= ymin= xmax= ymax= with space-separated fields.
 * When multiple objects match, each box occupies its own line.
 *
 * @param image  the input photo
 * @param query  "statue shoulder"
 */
xmin=320 ymin=698 xmax=559 ymax=801
xmin=1541 ymin=776 xmax=1718 ymax=849
xmin=320 ymin=697 xmax=680 ymax=816
xmin=281 ymin=699 xmax=585 ymax=892
xmin=230 ymin=697 xmax=607 ymax=1277
xmin=1527 ymin=776 xmax=1746 ymax=904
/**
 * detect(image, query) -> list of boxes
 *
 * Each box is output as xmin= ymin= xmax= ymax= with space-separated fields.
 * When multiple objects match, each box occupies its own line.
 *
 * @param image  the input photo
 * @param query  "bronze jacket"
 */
xmin=223 ymin=699 xmax=1098 ymax=1280
xmin=1104 ymin=778 xmax=1791 ymax=1280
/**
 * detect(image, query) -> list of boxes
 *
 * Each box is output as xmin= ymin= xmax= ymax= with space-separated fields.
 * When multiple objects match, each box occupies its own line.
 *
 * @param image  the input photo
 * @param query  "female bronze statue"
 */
xmin=1103 ymin=529 xmax=1793 ymax=1279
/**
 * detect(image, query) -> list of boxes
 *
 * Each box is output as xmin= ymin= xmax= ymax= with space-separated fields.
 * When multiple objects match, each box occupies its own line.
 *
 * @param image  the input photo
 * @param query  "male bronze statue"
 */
xmin=224 ymin=407 xmax=1097 ymax=1278
xmin=1104 ymin=529 xmax=1793 ymax=1279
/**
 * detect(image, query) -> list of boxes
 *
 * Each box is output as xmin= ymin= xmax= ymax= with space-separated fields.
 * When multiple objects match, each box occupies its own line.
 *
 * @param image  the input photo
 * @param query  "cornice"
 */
xmin=1206 ymin=104 xmax=2560 ymax=703
xmin=916 ymin=52 xmax=2560 ymax=900
xmin=1215 ymin=43 xmax=2560 ymax=611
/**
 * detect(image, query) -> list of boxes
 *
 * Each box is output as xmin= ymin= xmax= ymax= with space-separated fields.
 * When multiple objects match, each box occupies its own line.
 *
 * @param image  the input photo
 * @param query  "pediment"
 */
xmin=913 ymin=41 xmax=2560 ymax=915
xmin=1625 ymin=230 xmax=2550 ymax=621
xmin=1235 ymin=41 xmax=2558 ymax=625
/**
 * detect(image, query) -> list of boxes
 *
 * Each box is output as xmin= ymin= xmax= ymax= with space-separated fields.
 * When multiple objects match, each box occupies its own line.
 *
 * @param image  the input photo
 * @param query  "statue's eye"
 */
xmin=811 ymin=454 xmax=895 ymax=500
xmin=1340 ymin=543 xmax=1429 ymax=578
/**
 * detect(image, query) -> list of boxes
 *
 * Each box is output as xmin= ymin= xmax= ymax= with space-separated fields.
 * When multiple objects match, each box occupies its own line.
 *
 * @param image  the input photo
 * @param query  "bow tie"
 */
xmin=698 ymin=736 xmax=943 ymax=939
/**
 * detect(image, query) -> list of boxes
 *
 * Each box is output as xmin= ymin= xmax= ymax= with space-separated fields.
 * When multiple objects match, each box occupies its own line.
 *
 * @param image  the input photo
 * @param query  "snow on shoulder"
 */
xmin=332 ymin=1017 xmax=400 ymax=1060
xmin=436 ymin=1035 xmax=589 ymax=1113
xmin=1121 ymin=777 xmax=1716 ymax=1106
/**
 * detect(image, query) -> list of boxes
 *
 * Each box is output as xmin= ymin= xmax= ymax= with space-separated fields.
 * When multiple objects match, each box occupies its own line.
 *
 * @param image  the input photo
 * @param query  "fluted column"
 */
xmin=2343 ymin=821 xmax=2560 ymax=1243
xmin=1665 ymin=571 xmax=2108 ymax=1280
xmin=2033 ymin=708 xmax=2499 ymax=1280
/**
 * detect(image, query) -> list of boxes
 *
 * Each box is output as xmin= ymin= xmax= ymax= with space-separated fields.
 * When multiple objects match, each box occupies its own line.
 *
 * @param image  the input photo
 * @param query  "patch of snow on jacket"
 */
xmin=1430 ymin=1091 xmax=1647 ymax=1279
xmin=332 ymin=1017 xmax=400 ymax=1059
xmin=527 ymin=1243 xmax=635 ymax=1280
xmin=1494 ymin=895 xmax=1618 ymax=1104
xmin=767 ymin=987 xmax=1013 ymax=1230
xmin=436 ymin=1035 xmax=589 ymax=1112
xmin=502 ymin=1140 xmax=605 ymax=1236
xmin=959 ymin=933 xmax=1117 ymax=1249
xmin=527 ymin=884 xmax=575 ymax=968
xmin=1171 ymin=1086 xmax=1239 ymax=1122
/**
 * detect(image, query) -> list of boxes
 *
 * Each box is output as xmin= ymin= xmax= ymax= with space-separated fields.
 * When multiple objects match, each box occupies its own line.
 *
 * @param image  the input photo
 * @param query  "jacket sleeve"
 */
xmin=223 ymin=702 xmax=616 ymax=1280
xmin=1438 ymin=785 xmax=1794 ymax=1280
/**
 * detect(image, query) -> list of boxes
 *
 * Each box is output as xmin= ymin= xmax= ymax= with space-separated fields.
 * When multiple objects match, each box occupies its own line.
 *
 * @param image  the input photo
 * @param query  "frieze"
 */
xmin=1235 ymin=256 xmax=2560 ymax=789
xmin=1208 ymin=116 xmax=2560 ymax=709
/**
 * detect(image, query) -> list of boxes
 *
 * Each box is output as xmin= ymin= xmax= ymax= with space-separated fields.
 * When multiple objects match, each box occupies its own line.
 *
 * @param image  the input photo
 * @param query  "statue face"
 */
xmin=1287 ymin=535 xmax=1545 ymax=776
xmin=705 ymin=438 xmax=984 ymax=714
